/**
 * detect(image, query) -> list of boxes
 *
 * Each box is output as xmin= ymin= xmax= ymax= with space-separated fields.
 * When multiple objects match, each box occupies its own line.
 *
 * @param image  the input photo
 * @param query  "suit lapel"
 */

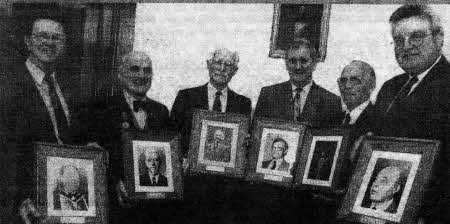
xmin=300 ymin=82 xmax=318 ymax=123
xmin=116 ymin=95 xmax=139 ymax=130
xmin=226 ymin=89 xmax=237 ymax=113
xmin=199 ymin=84 xmax=209 ymax=110
xmin=279 ymin=81 xmax=295 ymax=120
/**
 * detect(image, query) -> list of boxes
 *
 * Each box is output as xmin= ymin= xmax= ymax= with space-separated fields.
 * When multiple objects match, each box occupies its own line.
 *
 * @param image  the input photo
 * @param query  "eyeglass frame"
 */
xmin=337 ymin=76 xmax=363 ymax=86
xmin=31 ymin=32 xmax=65 ymax=43
xmin=391 ymin=30 xmax=438 ymax=48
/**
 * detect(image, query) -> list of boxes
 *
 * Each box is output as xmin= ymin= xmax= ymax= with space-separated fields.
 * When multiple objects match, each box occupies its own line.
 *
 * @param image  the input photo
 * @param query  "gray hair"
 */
xmin=389 ymin=5 xmax=443 ymax=35
xmin=207 ymin=48 xmax=239 ymax=66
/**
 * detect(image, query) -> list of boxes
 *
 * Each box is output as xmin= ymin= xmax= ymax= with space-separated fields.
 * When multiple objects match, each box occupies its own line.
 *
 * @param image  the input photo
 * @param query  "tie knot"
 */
xmin=216 ymin=91 xmax=222 ymax=97
xmin=409 ymin=75 xmax=419 ymax=84
xmin=133 ymin=100 xmax=146 ymax=112
xmin=295 ymin=87 xmax=302 ymax=93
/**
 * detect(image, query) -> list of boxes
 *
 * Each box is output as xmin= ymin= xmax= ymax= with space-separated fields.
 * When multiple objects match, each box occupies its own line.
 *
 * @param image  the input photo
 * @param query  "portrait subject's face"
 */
xmin=207 ymin=50 xmax=237 ymax=88
xmin=119 ymin=53 xmax=153 ymax=98
xmin=272 ymin=141 xmax=287 ymax=159
xmin=338 ymin=62 xmax=374 ymax=109
xmin=145 ymin=151 xmax=161 ymax=174
xmin=25 ymin=19 xmax=65 ymax=66
xmin=392 ymin=16 xmax=443 ymax=75
xmin=370 ymin=167 xmax=401 ymax=203
xmin=213 ymin=130 xmax=225 ymax=142
xmin=285 ymin=45 xmax=316 ymax=88
xmin=60 ymin=166 xmax=80 ymax=194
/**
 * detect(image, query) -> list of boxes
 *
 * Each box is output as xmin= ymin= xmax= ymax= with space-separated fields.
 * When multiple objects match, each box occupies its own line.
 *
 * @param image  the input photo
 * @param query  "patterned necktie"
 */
xmin=293 ymin=87 xmax=302 ymax=121
xmin=342 ymin=112 xmax=351 ymax=125
xmin=213 ymin=91 xmax=222 ymax=112
xmin=152 ymin=176 xmax=157 ymax=185
xmin=133 ymin=100 xmax=146 ymax=112
xmin=44 ymin=74 xmax=69 ymax=143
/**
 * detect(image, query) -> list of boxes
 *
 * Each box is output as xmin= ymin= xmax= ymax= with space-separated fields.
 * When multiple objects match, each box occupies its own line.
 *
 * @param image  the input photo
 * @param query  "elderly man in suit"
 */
xmin=204 ymin=129 xmax=231 ymax=163
xmin=170 ymin=48 xmax=251 ymax=224
xmin=1 ymin=13 xmax=82 ymax=224
xmin=261 ymin=138 xmax=290 ymax=172
xmin=53 ymin=165 xmax=88 ymax=211
xmin=372 ymin=5 xmax=450 ymax=223
xmin=139 ymin=149 xmax=168 ymax=187
xmin=254 ymin=38 xmax=342 ymax=128
xmin=80 ymin=51 xmax=170 ymax=224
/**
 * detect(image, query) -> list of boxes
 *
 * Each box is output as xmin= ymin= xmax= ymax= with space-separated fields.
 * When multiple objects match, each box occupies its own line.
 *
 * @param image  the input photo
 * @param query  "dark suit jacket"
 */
xmin=170 ymin=84 xmax=252 ymax=156
xmin=373 ymin=56 xmax=450 ymax=222
xmin=3 ymin=60 xmax=82 ymax=205
xmin=254 ymin=81 xmax=342 ymax=128
xmin=261 ymin=159 xmax=290 ymax=172
xmin=80 ymin=94 xmax=169 ymax=182
xmin=139 ymin=173 xmax=168 ymax=187
xmin=53 ymin=190 xmax=88 ymax=211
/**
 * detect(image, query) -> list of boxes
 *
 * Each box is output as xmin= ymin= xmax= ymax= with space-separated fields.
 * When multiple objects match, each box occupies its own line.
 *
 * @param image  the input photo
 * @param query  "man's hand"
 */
xmin=19 ymin=199 xmax=40 ymax=224
xmin=116 ymin=180 xmax=132 ymax=208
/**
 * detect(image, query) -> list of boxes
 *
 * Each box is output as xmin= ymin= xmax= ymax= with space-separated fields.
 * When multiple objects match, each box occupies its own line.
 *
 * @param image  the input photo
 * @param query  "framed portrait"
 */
xmin=246 ymin=117 xmax=306 ymax=187
xmin=293 ymin=128 xmax=350 ymax=192
xmin=122 ymin=130 xmax=182 ymax=201
xmin=35 ymin=142 xmax=108 ymax=224
xmin=269 ymin=4 xmax=331 ymax=61
xmin=338 ymin=136 xmax=441 ymax=224
xmin=188 ymin=109 xmax=250 ymax=177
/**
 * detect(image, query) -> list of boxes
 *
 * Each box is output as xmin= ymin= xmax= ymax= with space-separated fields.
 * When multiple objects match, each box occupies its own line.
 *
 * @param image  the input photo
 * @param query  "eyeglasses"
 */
xmin=129 ymin=65 xmax=152 ymax=73
xmin=287 ymin=57 xmax=313 ymax=66
xmin=392 ymin=31 xmax=433 ymax=48
xmin=211 ymin=60 xmax=235 ymax=70
xmin=337 ymin=76 xmax=362 ymax=86
xmin=32 ymin=32 xmax=65 ymax=43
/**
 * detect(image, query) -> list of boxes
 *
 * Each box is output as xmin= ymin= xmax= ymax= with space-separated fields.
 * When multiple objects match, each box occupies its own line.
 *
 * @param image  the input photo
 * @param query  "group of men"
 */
xmin=0 ymin=4 xmax=448 ymax=224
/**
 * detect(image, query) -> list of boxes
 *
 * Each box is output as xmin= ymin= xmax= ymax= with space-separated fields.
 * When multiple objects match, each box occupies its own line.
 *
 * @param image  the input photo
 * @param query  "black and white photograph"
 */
xmin=256 ymin=128 xmax=300 ymax=178
xmin=351 ymin=151 xmax=420 ymax=222
xmin=133 ymin=140 xmax=174 ymax=193
xmin=198 ymin=120 xmax=239 ymax=168
xmin=47 ymin=156 xmax=96 ymax=217
xmin=1 ymin=2 xmax=449 ymax=224
xmin=302 ymin=136 xmax=342 ymax=187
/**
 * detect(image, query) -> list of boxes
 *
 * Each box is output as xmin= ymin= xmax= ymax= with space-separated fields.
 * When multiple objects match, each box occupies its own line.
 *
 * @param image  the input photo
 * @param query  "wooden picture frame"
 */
xmin=338 ymin=136 xmax=441 ymax=224
xmin=246 ymin=117 xmax=306 ymax=187
xmin=35 ymin=142 xmax=108 ymax=224
xmin=122 ymin=130 xmax=183 ymax=201
xmin=188 ymin=109 xmax=250 ymax=178
xmin=293 ymin=128 xmax=350 ymax=193
xmin=269 ymin=3 xmax=331 ymax=61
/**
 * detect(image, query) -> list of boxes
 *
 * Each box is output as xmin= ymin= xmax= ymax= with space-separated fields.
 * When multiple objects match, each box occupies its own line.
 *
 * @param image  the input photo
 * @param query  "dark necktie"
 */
xmin=152 ymin=176 xmax=157 ymax=185
xmin=342 ymin=112 xmax=351 ymax=125
xmin=213 ymin=91 xmax=222 ymax=112
xmin=133 ymin=100 xmax=146 ymax=112
xmin=271 ymin=161 xmax=277 ymax=170
xmin=396 ymin=75 xmax=419 ymax=101
xmin=44 ymin=74 xmax=69 ymax=143
xmin=293 ymin=88 xmax=302 ymax=121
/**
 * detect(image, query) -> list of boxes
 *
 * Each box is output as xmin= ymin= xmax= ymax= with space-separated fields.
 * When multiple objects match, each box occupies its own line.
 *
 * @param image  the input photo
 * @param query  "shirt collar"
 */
xmin=124 ymin=91 xmax=146 ymax=111
xmin=26 ymin=59 xmax=54 ymax=85
xmin=414 ymin=55 xmax=441 ymax=81
xmin=341 ymin=100 xmax=371 ymax=125
xmin=207 ymin=82 xmax=228 ymax=97
xmin=371 ymin=199 xmax=394 ymax=211
xmin=291 ymin=81 xmax=312 ymax=97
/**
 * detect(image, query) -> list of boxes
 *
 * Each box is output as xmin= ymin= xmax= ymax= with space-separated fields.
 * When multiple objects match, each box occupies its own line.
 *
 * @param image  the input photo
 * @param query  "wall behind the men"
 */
xmin=134 ymin=4 xmax=450 ymax=110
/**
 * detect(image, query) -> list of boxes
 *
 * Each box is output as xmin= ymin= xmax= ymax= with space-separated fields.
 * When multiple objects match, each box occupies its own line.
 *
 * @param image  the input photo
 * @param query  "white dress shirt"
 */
xmin=341 ymin=100 xmax=371 ymax=125
xmin=207 ymin=82 xmax=228 ymax=112
xmin=291 ymin=81 xmax=312 ymax=113
xmin=124 ymin=91 xmax=147 ymax=130
xmin=26 ymin=59 xmax=70 ymax=144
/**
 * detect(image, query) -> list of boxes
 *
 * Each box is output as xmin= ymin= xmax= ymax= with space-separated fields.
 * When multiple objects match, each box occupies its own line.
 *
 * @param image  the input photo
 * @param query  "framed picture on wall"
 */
xmin=269 ymin=4 xmax=331 ymax=61
xmin=245 ymin=117 xmax=306 ymax=187
xmin=122 ymin=130 xmax=183 ymax=201
xmin=35 ymin=142 xmax=108 ymax=224
xmin=338 ymin=136 xmax=440 ymax=224
xmin=293 ymin=128 xmax=350 ymax=192
xmin=188 ymin=109 xmax=250 ymax=177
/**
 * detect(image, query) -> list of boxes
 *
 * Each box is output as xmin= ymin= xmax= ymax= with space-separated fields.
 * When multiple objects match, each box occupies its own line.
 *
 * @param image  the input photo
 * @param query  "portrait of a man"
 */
xmin=361 ymin=165 xmax=407 ymax=213
xmin=261 ymin=137 xmax=290 ymax=172
xmin=204 ymin=129 xmax=232 ymax=163
xmin=53 ymin=165 xmax=89 ymax=211
xmin=139 ymin=148 xmax=168 ymax=187
xmin=306 ymin=140 xmax=338 ymax=181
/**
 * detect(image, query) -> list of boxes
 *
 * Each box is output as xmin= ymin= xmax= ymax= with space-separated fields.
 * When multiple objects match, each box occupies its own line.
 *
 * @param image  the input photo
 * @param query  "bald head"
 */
xmin=119 ymin=51 xmax=153 ymax=99
xmin=338 ymin=60 xmax=376 ymax=111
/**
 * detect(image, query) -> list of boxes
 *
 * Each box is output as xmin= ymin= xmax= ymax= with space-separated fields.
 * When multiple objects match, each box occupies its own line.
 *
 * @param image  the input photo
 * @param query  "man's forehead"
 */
xmin=286 ymin=46 xmax=311 ymax=59
xmin=341 ymin=62 xmax=368 ymax=78
xmin=33 ymin=19 xmax=64 ymax=34
xmin=212 ymin=49 xmax=235 ymax=62
xmin=392 ymin=16 xmax=432 ymax=34
xmin=146 ymin=151 xmax=159 ymax=158
xmin=377 ymin=167 xmax=400 ymax=180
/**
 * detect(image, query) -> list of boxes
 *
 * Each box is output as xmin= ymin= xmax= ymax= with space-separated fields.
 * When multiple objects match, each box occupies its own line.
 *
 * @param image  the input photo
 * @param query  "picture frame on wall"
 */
xmin=293 ymin=128 xmax=350 ymax=192
xmin=122 ymin=130 xmax=183 ymax=201
xmin=35 ymin=142 xmax=108 ymax=224
xmin=187 ymin=109 xmax=250 ymax=177
xmin=269 ymin=3 xmax=331 ymax=61
xmin=338 ymin=136 xmax=440 ymax=224
xmin=246 ymin=117 xmax=306 ymax=187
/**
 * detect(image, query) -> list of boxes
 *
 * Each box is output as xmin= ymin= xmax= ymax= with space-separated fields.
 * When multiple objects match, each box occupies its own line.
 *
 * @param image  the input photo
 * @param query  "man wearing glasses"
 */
xmin=373 ymin=5 xmax=450 ymax=223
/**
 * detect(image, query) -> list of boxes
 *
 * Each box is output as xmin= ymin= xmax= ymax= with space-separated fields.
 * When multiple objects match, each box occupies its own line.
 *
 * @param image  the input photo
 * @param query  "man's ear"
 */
xmin=393 ymin=183 xmax=401 ymax=194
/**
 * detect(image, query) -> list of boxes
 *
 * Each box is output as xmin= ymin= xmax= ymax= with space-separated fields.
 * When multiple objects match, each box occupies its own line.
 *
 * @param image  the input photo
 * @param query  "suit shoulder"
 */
xmin=177 ymin=85 xmax=205 ymax=96
xmin=314 ymin=84 xmax=339 ymax=101
xmin=261 ymin=81 xmax=290 ymax=91
xmin=147 ymin=98 xmax=169 ymax=112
